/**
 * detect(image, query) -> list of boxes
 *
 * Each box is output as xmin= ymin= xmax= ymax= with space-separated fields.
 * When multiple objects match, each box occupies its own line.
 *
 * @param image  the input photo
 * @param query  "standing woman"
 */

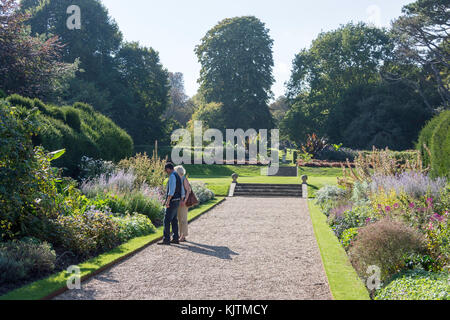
xmin=175 ymin=166 xmax=191 ymax=242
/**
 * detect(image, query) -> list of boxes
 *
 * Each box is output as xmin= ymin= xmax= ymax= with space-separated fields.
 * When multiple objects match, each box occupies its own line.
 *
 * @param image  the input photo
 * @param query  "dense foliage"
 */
xmin=417 ymin=110 xmax=450 ymax=178
xmin=316 ymin=148 xmax=449 ymax=300
xmin=195 ymin=16 xmax=274 ymax=131
xmin=18 ymin=0 xmax=171 ymax=145
xmin=5 ymin=95 xmax=133 ymax=177
xmin=0 ymin=0 xmax=77 ymax=99
xmin=281 ymin=22 xmax=436 ymax=150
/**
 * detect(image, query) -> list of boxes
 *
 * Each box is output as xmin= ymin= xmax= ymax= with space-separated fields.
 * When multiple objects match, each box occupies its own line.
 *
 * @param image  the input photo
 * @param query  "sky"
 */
xmin=102 ymin=0 xmax=415 ymax=99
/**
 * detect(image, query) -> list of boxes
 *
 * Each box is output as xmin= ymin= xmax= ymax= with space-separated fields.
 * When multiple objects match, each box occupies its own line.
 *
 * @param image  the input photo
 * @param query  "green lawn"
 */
xmin=308 ymin=200 xmax=370 ymax=300
xmin=0 ymin=198 xmax=225 ymax=300
xmin=185 ymin=164 xmax=341 ymax=197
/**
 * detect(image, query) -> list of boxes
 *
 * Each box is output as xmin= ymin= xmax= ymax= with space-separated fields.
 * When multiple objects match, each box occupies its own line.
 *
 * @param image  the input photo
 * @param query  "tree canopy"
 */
xmin=195 ymin=16 xmax=275 ymax=130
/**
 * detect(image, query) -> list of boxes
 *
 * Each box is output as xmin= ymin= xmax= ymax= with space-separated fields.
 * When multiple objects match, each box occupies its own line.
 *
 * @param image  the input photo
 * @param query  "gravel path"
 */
xmin=55 ymin=197 xmax=332 ymax=300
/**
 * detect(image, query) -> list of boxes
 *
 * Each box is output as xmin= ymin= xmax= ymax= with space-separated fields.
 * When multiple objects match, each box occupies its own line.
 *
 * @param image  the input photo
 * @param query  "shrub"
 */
xmin=48 ymin=106 xmax=66 ymax=122
xmin=375 ymin=270 xmax=449 ymax=300
xmin=0 ymin=239 xmax=56 ymax=278
xmin=0 ymin=101 xmax=60 ymax=240
xmin=118 ymin=152 xmax=166 ymax=188
xmin=349 ymin=218 xmax=427 ymax=283
xmin=49 ymin=209 xmax=120 ymax=257
xmin=6 ymin=94 xmax=34 ymax=109
xmin=0 ymin=89 xmax=6 ymax=99
xmin=315 ymin=185 xmax=349 ymax=216
xmin=0 ymin=254 xmax=26 ymax=285
xmin=119 ymin=191 xmax=164 ymax=223
xmin=301 ymin=133 xmax=329 ymax=158
xmin=6 ymin=95 xmax=134 ymax=178
xmin=426 ymin=210 xmax=450 ymax=269
xmin=417 ymin=111 xmax=446 ymax=169
xmin=429 ymin=110 xmax=450 ymax=178
xmin=190 ymin=182 xmax=215 ymax=204
xmin=75 ymin=102 xmax=134 ymax=162
xmin=317 ymin=146 xmax=357 ymax=162
xmin=328 ymin=205 xmax=372 ymax=239
xmin=64 ymin=107 xmax=81 ymax=132
xmin=341 ymin=228 xmax=359 ymax=250
xmin=112 ymin=214 xmax=156 ymax=242
xmin=79 ymin=156 xmax=116 ymax=182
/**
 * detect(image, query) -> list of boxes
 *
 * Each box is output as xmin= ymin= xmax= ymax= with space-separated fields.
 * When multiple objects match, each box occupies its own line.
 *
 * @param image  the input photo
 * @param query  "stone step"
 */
xmin=233 ymin=192 xmax=302 ymax=198
xmin=233 ymin=183 xmax=303 ymax=198
xmin=235 ymin=183 xmax=302 ymax=188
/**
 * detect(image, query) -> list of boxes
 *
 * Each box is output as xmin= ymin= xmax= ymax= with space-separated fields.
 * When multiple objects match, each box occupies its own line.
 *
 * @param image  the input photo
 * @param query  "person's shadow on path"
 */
xmin=174 ymin=241 xmax=239 ymax=260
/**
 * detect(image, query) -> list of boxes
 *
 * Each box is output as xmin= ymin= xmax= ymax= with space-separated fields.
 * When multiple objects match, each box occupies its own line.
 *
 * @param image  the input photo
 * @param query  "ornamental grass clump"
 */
xmin=349 ymin=218 xmax=427 ymax=283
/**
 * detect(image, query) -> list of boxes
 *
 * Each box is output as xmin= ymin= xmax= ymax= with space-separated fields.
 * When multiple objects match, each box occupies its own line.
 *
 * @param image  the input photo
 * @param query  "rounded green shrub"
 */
xmin=0 ymin=89 xmax=6 ymax=99
xmin=417 ymin=110 xmax=450 ymax=177
xmin=64 ymin=107 xmax=81 ymax=132
xmin=6 ymin=94 xmax=34 ymax=109
xmin=430 ymin=111 xmax=450 ymax=178
xmin=32 ymin=98 xmax=49 ymax=115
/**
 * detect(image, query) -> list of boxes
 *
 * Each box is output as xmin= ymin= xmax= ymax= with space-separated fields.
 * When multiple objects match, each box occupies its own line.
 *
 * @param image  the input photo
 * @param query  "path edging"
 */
xmin=0 ymin=198 xmax=226 ymax=301
xmin=307 ymin=200 xmax=370 ymax=300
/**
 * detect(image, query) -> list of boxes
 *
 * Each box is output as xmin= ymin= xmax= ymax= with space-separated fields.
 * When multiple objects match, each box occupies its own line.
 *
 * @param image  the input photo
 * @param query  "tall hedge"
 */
xmin=417 ymin=110 xmax=450 ymax=178
xmin=6 ymin=95 xmax=134 ymax=177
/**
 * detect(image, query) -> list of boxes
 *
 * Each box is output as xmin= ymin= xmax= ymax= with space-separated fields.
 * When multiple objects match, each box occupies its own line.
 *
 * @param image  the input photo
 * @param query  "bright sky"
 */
xmin=102 ymin=0 xmax=414 ymax=99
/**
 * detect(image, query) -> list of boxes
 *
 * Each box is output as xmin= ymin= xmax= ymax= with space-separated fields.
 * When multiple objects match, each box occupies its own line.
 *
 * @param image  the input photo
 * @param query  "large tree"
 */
xmin=112 ymin=42 xmax=170 ymax=145
xmin=164 ymin=72 xmax=193 ymax=126
xmin=282 ymin=22 xmax=434 ymax=150
xmin=0 ymin=0 xmax=77 ymax=98
xmin=390 ymin=0 xmax=449 ymax=108
xmin=283 ymin=23 xmax=393 ymax=143
xmin=22 ymin=0 xmax=122 ymax=83
xmin=195 ymin=16 xmax=274 ymax=130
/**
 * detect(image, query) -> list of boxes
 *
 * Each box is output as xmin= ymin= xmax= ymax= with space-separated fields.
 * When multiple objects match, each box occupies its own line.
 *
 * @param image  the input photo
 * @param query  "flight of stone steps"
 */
xmin=233 ymin=183 xmax=303 ymax=198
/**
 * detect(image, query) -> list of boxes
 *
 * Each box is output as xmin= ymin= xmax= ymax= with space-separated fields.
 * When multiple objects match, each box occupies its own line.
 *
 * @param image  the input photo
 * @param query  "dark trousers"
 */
xmin=163 ymin=200 xmax=180 ymax=242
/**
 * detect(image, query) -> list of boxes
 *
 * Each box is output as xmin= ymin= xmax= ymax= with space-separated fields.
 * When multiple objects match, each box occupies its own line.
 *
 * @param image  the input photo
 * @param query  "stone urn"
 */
xmin=231 ymin=173 xmax=239 ymax=183
xmin=301 ymin=175 xmax=308 ymax=184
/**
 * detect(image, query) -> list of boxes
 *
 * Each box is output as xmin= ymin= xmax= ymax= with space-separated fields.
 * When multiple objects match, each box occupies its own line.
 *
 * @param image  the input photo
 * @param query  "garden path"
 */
xmin=55 ymin=197 xmax=332 ymax=300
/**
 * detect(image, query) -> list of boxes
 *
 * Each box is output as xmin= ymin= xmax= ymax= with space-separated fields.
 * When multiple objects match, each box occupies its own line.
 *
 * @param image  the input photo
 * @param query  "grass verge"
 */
xmin=308 ymin=200 xmax=370 ymax=300
xmin=0 ymin=198 xmax=225 ymax=301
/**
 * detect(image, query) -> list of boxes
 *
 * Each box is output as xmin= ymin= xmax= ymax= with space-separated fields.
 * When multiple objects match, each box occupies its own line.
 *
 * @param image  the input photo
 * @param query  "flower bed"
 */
xmin=314 ymin=149 xmax=449 ymax=300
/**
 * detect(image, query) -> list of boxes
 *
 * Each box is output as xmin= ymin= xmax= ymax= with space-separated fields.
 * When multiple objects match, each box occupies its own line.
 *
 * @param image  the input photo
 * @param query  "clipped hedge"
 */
xmin=6 ymin=95 xmax=134 ymax=177
xmin=417 ymin=110 xmax=450 ymax=178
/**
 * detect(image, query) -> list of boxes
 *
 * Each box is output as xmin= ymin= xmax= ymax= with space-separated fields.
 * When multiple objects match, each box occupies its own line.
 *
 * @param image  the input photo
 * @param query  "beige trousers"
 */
xmin=177 ymin=204 xmax=189 ymax=238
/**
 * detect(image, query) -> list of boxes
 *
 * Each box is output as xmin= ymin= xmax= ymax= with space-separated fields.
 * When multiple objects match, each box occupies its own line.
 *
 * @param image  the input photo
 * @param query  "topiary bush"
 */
xmin=0 ymin=89 xmax=7 ymax=99
xmin=64 ymin=107 xmax=81 ymax=132
xmin=429 ymin=110 xmax=450 ymax=178
xmin=349 ymin=218 xmax=427 ymax=283
xmin=6 ymin=94 xmax=34 ymax=109
xmin=6 ymin=95 xmax=134 ymax=178
xmin=417 ymin=110 xmax=450 ymax=178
